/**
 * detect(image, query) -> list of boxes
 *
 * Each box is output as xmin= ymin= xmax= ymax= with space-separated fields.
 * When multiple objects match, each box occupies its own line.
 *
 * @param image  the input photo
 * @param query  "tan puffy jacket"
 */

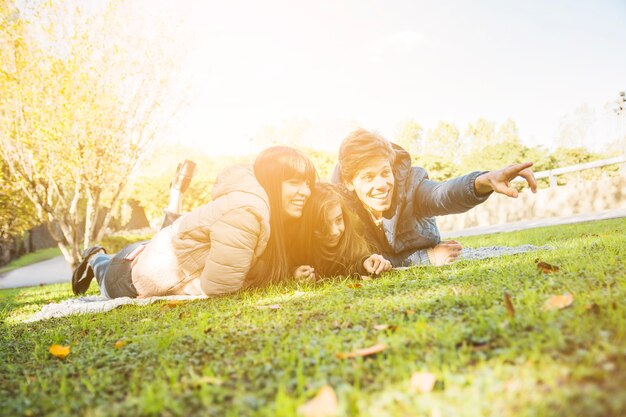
xmin=131 ymin=165 xmax=271 ymax=297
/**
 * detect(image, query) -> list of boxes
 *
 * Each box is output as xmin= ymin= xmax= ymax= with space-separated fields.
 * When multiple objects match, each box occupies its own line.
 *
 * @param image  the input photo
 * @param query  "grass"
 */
xmin=0 ymin=247 xmax=62 ymax=274
xmin=1 ymin=218 xmax=625 ymax=417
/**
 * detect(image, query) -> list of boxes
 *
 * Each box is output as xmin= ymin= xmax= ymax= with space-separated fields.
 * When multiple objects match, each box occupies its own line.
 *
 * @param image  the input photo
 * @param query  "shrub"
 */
xmin=98 ymin=232 xmax=154 ymax=254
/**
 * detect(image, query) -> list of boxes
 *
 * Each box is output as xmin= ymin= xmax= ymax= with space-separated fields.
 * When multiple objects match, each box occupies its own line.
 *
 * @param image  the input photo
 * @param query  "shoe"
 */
xmin=72 ymin=246 xmax=107 ymax=295
xmin=171 ymin=160 xmax=196 ymax=193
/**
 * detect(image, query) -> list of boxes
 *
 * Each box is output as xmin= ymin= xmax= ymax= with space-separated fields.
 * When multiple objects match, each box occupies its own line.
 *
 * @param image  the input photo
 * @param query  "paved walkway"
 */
xmin=1 ymin=207 xmax=625 ymax=290
xmin=0 ymin=255 xmax=72 ymax=290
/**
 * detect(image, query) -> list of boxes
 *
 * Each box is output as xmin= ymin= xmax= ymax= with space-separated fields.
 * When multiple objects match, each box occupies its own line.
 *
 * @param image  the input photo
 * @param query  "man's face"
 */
xmin=345 ymin=157 xmax=395 ymax=218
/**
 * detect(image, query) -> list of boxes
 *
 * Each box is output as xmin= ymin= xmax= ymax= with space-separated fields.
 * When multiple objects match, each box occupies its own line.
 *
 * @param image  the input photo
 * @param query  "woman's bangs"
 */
xmin=283 ymin=153 xmax=317 ymax=183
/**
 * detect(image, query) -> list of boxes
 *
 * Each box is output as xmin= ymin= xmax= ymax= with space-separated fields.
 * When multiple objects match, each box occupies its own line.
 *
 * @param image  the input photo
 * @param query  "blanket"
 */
xmin=24 ymin=244 xmax=550 ymax=322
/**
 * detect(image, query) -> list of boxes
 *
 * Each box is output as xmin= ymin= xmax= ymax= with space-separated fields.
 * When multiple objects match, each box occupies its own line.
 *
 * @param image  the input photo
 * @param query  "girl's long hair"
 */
xmin=246 ymin=146 xmax=317 ymax=288
xmin=293 ymin=183 xmax=371 ymax=277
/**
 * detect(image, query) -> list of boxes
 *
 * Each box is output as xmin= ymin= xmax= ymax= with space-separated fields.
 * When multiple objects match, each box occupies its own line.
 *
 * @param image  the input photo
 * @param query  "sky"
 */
xmin=161 ymin=0 xmax=626 ymax=156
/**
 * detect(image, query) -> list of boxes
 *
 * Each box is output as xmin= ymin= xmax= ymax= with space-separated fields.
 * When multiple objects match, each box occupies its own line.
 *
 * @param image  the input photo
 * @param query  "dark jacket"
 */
xmin=331 ymin=144 xmax=491 ymax=266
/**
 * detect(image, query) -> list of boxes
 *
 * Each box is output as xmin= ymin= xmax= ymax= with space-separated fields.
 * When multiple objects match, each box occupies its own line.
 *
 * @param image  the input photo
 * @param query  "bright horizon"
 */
xmin=161 ymin=0 xmax=626 ymax=156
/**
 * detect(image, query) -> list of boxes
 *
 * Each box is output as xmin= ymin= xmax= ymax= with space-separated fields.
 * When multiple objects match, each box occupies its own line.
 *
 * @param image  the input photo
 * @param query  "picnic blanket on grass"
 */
xmin=24 ymin=295 xmax=207 ymax=323
xmin=24 ymin=244 xmax=550 ymax=322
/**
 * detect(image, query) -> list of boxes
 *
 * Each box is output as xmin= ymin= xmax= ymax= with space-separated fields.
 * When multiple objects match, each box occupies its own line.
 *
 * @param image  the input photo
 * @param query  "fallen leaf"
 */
xmin=542 ymin=293 xmax=574 ymax=311
xmin=503 ymin=379 xmax=521 ymax=392
xmin=114 ymin=340 xmax=127 ymax=349
xmin=584 ymin=303 xmax=600 ymax=314
xmin=359 ymin=275 xmax=372 ymax=281
xmin=410 ymin=372 xmax=436 ymax=393
xmin=336 ymin=343 xmax=387 ymax=359
xmin=456 ymin=339 xmax=491 ymax=351
xmin=347 ymin=283 xmax=362 ymax=289
xmin=504 ymin=292 xmax=515 ymax=318
xmin=256 ymin=304 xmax=281 ymax=310
xmin=161 ymin=300 xmax=184 ymax=310
xmin=535 ymin=260 xmax=560 ymax=273
xmin=297 ymin=385 xmax=338 ymax=417
xmin=189 ymin=376 xmax=224 ymax=387
xmin=403 ymin=309 xmax=416 ymax=317
xmin=49 ymin=344 xmax=70 ymax=360
xmin=373 ymin=324 xmax=398 ymax=332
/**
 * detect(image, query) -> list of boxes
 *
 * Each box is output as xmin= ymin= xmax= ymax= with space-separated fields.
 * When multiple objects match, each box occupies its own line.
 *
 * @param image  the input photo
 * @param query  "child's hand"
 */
xmin=428 ymin=240 xmax=462 ymax=266
xmin=363 ymin=254 xmax=392 ymax=275
xmin=293 ymin=265 xmax=316 ymax=282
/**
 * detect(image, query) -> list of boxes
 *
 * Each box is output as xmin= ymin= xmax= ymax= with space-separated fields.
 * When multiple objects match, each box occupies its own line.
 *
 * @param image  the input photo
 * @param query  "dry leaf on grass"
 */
xmin=542 ymin=293 xmax=574 ymax=311
xmin=535 ymin=260 xmax=560 ymax=273
xmin=347 ymin=283 xmax=362 ymax=289
xmin=336 ymin=343 xmax=387 ymax=359
xmin=504 ymin=292 xmax=515 ymax=318
xmin=114 ymin=340 xmax=127 ymax=349
xmin=161 ymin=300 xmax=184 ymax=310
xmin=360 ymin=275 xmax=372 ymax=281
xmin=373 ymin=324 xmax=398 ymax=332
xmin=49 ymin=344 xmax=70 ymax=360
xmin=297 ymin=385 xmax=338 ymax=417
xmin=410 ymin=372 xmax=436 ymax=393
xmin=256 ymin=304 xmax=281 ymax=310
xmin=188 ymin=376 xmax=224 ymax=387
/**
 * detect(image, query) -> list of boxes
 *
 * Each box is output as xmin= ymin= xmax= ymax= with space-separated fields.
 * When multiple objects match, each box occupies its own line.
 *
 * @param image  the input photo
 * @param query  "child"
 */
xmin=291 ymin=183 xmax=391 ymax=281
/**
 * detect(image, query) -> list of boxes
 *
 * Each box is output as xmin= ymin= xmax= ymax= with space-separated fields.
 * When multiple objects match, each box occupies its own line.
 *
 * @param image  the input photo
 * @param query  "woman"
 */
xmin=291 ymin=183 xmax=392 ymax=281
xmin=72 ymin=146 xmax=316 ymax=298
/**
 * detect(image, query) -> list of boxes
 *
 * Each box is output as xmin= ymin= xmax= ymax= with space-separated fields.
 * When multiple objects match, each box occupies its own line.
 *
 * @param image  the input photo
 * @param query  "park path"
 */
xmin=1 ymin=207 xmax=625 ymax=290
xmin=0 ymin=255 xmax=72 ymax=290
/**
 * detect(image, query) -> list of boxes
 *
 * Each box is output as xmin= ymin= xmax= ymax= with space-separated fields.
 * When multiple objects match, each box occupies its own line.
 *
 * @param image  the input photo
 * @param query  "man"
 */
xmin=331 ymin=129 xmax=537 ymax=266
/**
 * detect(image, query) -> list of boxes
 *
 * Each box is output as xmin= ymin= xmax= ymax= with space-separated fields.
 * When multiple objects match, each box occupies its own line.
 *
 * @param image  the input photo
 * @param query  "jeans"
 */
xmin=89 ymin=242 xmax=146 ymax=299
xmin=90 ymin=210 xmax=180 ymax=299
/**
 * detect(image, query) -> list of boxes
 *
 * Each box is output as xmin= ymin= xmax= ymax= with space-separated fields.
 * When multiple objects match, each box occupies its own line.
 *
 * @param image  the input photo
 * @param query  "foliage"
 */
xmin=299 ymin=147 xmax=338 ymax=182
xmin=0 ymin=159 xmax=38 ymax=241
xmin=394 ymin=120 xmax=423 ymax=156
xmin=1 ymin=218 xmax=625 ymax=416
xmin=0 ymin=0 xmax=181 ymax=267
xmin=130 ymin=145 xmax=252 ymax=225
xmin=98 ymin=233 xmax=154 ymax=254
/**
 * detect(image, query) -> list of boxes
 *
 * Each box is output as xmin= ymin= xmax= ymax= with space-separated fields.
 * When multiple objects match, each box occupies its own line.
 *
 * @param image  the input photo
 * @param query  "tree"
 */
xmin=0 ymin=0 xmax=181 ymax=267
xmin=556 ymin=105 xmax=596 ymax=150
xmin=0 ymin=159 xmax=39 ymax=265
xmin=464 ymin=117 xmax=497 ymax=156
xmin=394 ymin=120 xmax=423 ymax=156
xmin=412 ymin=121 xmax=461 ymax=181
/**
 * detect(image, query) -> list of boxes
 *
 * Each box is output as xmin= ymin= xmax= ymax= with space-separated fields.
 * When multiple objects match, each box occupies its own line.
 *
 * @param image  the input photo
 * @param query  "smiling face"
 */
xmin=345 ymin=157 xmax=395 ymax=218
xmin=314 ymin=202 xmax=345 ymax=249
xmin=281 ymin=179 xmax=311 ymax=218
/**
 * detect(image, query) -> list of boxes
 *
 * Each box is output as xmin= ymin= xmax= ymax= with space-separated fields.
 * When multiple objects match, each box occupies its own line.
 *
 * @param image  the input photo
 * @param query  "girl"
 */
xmin=291 ymin=183 xmax=391 ymax=281
xmin=72 ymin=146 xmax=316 ymax=298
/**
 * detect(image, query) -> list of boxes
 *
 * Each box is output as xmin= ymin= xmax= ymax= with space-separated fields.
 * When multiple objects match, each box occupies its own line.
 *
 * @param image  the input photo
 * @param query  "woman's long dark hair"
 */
xmin=246 ymin=146 xmax=317 ymax=287
xmin=293 ymin=183 xmax=371 ymax=277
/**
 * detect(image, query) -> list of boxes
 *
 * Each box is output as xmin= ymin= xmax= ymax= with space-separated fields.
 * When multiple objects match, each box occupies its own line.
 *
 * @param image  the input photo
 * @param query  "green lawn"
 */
xmin=0 ymin=247 xmax=62 ymax=274
xmin=1 ymin=218 xmax=625 ymax=417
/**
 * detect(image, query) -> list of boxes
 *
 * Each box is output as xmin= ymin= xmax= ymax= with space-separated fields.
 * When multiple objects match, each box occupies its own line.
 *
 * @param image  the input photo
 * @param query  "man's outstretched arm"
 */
xmin=473 ymin=162 xmax=537 ymax=198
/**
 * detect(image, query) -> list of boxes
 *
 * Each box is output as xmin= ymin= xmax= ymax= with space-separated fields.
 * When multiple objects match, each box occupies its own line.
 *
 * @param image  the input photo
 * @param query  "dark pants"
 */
xmin=91 ymin=242 xmax=147 ymax=298
xmin=90 ymin=210 xmax=182 ymax=299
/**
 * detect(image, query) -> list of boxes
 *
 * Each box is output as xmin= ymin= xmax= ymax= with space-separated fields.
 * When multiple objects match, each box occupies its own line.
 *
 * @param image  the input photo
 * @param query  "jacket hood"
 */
xmin=212 ymin=164 xmax=269 ymax=205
